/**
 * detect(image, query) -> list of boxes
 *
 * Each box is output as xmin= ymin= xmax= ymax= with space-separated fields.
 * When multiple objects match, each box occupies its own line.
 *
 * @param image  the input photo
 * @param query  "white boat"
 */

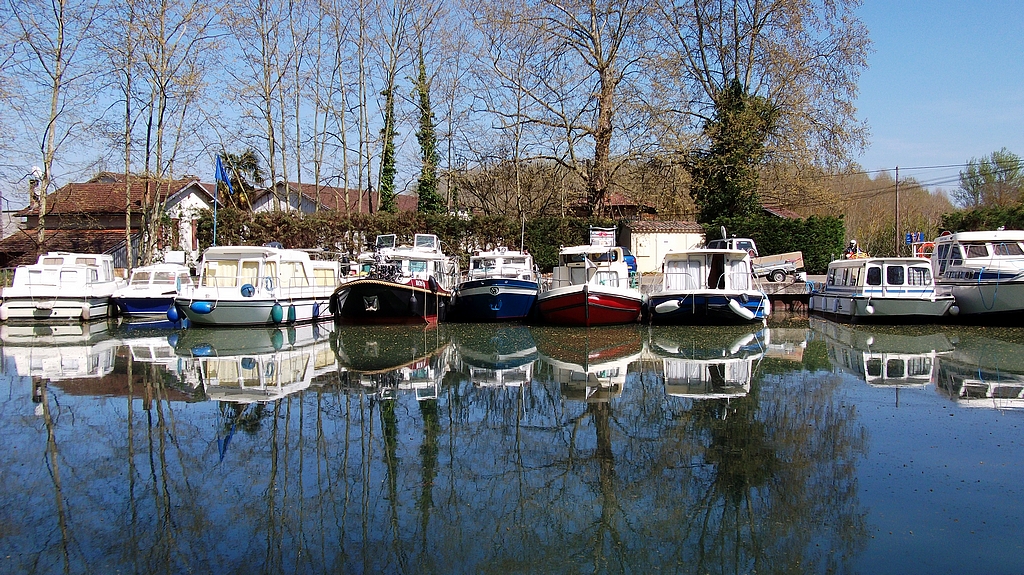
xmin=330 ymin=234 xmax=460 ymax=324
xmin=535 ymin=245 xmax=643 ymax=326
xmin=0 ymin=252 xmax=123 ymax=321
xmin=174 ymin=323 xmax=338 ymax=403
xmin=449 ymin=247 xmax=539 ymax=322
xmin=648 ymin=248 xmax=771 ymax=324
xmin=930 ymin=229 xmax=1024 ymax=320
xmin=809 ymin=256 xmax=955 ymax=321
xmin=173 ymin=244 xmax=341 ymax=326
xmin=112 ymin=262 xmax=193 ymax=317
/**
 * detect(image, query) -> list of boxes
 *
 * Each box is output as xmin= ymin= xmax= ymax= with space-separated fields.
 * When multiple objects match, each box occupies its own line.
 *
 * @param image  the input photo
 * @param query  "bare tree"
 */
xmin=472 ymin=0 xmax=651 ymax=217
xmin=9 ymin=0 xmax=102 ymax=245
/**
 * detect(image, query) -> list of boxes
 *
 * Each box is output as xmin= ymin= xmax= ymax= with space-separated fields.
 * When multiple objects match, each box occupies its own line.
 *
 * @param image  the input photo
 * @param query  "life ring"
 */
xmin=264 ymin=276 xmax=275 ymax=291
xmin=915 ymin=241 xmax=935 ymax=258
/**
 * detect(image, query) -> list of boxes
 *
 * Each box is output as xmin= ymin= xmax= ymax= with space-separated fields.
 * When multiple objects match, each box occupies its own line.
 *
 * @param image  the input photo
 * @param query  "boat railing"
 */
xmin=663 ymin=270 xmax=752 ymax=291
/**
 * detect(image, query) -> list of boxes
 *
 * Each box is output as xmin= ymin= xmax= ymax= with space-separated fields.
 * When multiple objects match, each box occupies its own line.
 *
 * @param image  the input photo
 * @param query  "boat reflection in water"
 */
xmin=648 ymin=325 xmax=769 ymax=399
xmin=533 ymin=325 xmax=642 ymax=401
xmin=450 ymin=324 xmax=538 ymax=387
xmin=173 ymin=321 xmax=338 ymax=403
xmin=0 ymin=320 xmax=118 ymax=382
xmin=811 ymin=316 xmax=954 ymax=388
xmin=331 ymin=324 xmax=452 ymax=400
xmin=937 ymin=333 xmax=1024 ymax=409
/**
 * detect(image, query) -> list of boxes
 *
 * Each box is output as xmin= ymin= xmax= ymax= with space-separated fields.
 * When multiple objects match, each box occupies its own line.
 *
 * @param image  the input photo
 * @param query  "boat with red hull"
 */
xmin=536 ymin=245 xmax=643 ymax=326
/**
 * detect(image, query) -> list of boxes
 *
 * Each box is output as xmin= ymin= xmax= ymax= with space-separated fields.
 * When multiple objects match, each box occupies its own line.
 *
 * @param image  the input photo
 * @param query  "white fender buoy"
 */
xmin=949 ymin=305 xmax=960 ymax=316
xmin=81 ymin=305 xmax=91 ymax=321
xmin=654 ymin=299 xmax=682 ymax=314
xmin=728 ymin=298 xmax=755 ymax=320
xmin=865 ymin=304 xmax=875 ymax=315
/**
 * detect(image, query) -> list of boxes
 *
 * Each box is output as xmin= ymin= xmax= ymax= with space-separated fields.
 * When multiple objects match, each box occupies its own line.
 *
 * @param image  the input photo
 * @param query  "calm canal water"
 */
xmin=1 ymin=315 xmax=1023 ymax=574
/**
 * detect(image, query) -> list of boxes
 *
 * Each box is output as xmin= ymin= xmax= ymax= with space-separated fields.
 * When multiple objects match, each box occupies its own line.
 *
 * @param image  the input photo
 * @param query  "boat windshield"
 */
xmin=130 ymin=271 xmax=153 ymax=285
xmin=153 ymin=271 xmax=178 ymax=284
xmin=963 ymin=244 xmax=989 ymax=258
xmin=993 ymin=242 xmax=1024 ymax=256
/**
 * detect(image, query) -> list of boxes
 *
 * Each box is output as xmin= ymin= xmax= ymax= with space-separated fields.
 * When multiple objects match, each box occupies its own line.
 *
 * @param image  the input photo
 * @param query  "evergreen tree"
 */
xmin=379 ymin=87 xmax=398 ymax=214
xmin=686 ymin=79 xmax=777 ymax=226
xmin=414 ymin=47 xmax=444 ymax=214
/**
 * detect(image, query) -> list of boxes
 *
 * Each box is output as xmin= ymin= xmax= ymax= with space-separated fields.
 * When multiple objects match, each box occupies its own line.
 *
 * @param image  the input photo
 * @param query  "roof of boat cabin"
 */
xmin=662 ymin=248 xmax=751 ymax=260
xmin=202 ymin=245 xmax=312 ymax=260
xmin=826 ymin=256 xmax=932 ymax=268
xmin=935 ymin=230 xmax=1024 ymax=242
xmin=558 ymin=245 xmax=622 ymax=254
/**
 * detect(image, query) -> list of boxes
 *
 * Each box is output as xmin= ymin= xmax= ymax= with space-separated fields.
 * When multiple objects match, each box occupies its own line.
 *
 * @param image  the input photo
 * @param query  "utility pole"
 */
xmin=894 ymin=166 xmax=900 ymax=256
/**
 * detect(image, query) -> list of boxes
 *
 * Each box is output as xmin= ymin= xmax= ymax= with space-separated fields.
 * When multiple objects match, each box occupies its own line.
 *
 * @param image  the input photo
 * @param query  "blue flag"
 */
xmin=215 ymin=155 xmax=234 ymax=195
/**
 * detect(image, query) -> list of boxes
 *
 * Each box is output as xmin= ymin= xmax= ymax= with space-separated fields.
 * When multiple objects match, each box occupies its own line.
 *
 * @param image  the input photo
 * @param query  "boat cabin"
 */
xmin=359 ymin=233 xmax=458 ymax=289
xmin=661 ymin=249 xmax=753 ymax=291
xmin=467 ymin=248 xmax=536 ymax=281
xmin=129 ymin=264 xmax=193 ymax=289
xmin=931 ymin=230 xmax=1024 ymax=277
xmin=198 ymin=246 xmax=338 ymax=292
xmin=11 ymin=252 xmax=118 ymax=289
xmin=552 ymin=246 xmax=629 ymax=288
xmin=825 ymin=257 xmax=935 ymax=295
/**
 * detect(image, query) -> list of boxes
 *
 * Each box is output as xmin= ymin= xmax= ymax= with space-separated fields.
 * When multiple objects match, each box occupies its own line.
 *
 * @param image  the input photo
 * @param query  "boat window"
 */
xmin=827 ymin=268 xmax=836 ymax=285
xmin=964 ymin=244 xmax=989 ymax=258
xmin=472 ymin=258 xmax=496 ymax=270
xmin=850 ymin=267 xmax=860 ymax=286
xmin=203 ymin=261 xmax=238 ymax=287
xmin=936 ymin=244 xmax=950 ymax=274
xmin=313 ymin=267 xmax=336 ymax=286
xmin=153 ymin=271 xmax=177 ymax=284
xmin=907 ymin=266 xmax=931 ymax=285
xmin=60 ymin=269 xmax=79 ymax=284
xmin=263 ymin=261 xmax=277 ymax=287
xmin=42 ymin=257 xmax=63 ymax=265
xmin=508 ymin=257 xmax=527 ymax=266
xmin=130 ymin=271 xmax=153 ymax=285
xmin=993 ymin=242 xmax=1024 ymax=256
xmin=866 ymin=266 xmax=881 ymax=285
xmin=593 ymin=270 xmax=619 ymax=287
xmin=886 ymin=265 xmax=905 ymax=285
xmin=908 ymin=357 xmax=932 ymax=377
xmin=593 ymin=251 xmax=618 ymax=262
xmin=665 ymin=258 xmax=702 ymax=290
xmin=409 ymin=260 xmax=427 ymax=273
xmin=241 ymin=260 xmax=260 ymax=286
xmin=728 ymin=260 xmax=750 ymax=290
xmin=887 ymin=359 xmax=906 ymax=379
xmin=950 ymin=245 xmax=963 ymax=265
xmin=75 ymin=257 xmax=97 ymax=266
xmin=178 ymin=273 xmax=193 ymax=286
xmin=284 ymin=262 xmax=310 ymax=287
xmin=866 ymin=358 xmax=882 ymax=377
xmin=414 ymin=234 xmax=438 ymax=250
xmin=841 ymin=268 xmax=850 ymax=286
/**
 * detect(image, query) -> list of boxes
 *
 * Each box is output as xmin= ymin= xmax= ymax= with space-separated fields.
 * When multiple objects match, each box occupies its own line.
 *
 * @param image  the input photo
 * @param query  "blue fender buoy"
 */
xmin=312 ymin=302 xmax=320 ymax=318
xmin=287 ymin=304 xmax=296 ymax=323
xmin=288 ymin=327 xmax=296 ymax=345
xmin=241 ymin=283 xmax=256 ymax=297
xmin=167 ymin=304 xmax=180 ymax=322
xmin=167 ymin=334 xmax=179 ymax=348
xmin=271 ymin=302 xmax=284 ymax=324
xmin=190 ymin=301 xmax=214 ymax=314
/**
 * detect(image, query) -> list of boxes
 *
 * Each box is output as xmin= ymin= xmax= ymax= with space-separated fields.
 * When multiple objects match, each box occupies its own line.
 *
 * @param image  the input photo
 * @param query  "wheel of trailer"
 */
xmin=769 ymin=269 xmax=786 ymax=283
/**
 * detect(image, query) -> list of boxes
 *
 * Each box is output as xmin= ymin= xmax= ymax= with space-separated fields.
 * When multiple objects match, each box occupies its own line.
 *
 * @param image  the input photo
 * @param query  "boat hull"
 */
xmin=648 ymin=290 xmax=770 ymax=325
xmin=114 ymin=295 xmax=176 ymax=316
xmin=536 ymin=284 xmax=642 ymax=326
xmin=330 ymin=278 xmax=451 ymax=324
xmin=0 ymin=295 xmax=115 ymax=321
xmin=942 ymin=280 xmax=1024 ymax=318
xmin=809 ymin=293 xmax=955 ymax=322
xmin=450 ymin=278 xmax=538 ymax=321
xmin=174 ymin=294 xmax=332 ymax=326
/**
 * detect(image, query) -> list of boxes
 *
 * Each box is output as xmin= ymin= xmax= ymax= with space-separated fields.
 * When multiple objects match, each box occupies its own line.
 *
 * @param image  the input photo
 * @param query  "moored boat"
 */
xmin=535 ymin=245 xmax=643 ymax=326
xmin=449 ymin=247 xmax=538 ymax=322
xmin=648 ymin=247 xmax=770 ymax=325
xmin=930 ymin=229 xmax=1024 ymax=321
xmin=173 ymin=244 xmax=341 ymax=326
xmin=809 ymin=256 xmax=955 ymax=322
xmin=329 ymin=233 xmax=459 ymax=324
xmin=112 ymin=262 xmax=193 ymax=317
xmin=0 ymin=252 xmax=123 ymax=321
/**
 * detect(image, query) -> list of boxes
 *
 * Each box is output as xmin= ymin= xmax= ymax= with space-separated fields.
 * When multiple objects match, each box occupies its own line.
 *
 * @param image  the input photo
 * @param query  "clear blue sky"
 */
xmin=854 ymin=1 xmax=1024 ymax=190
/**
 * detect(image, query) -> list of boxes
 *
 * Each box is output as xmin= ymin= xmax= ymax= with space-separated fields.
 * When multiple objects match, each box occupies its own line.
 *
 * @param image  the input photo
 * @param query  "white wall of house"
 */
xmin=165 ymin=184 xmax=213 ymax=267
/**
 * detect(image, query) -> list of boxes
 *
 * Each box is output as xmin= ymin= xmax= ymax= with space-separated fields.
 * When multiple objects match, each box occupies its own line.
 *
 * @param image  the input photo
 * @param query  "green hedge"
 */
xmin=940 ymin=205 xmax=1024 ymax=232
xmin=197 ymin=209 xmax=615 ymax=271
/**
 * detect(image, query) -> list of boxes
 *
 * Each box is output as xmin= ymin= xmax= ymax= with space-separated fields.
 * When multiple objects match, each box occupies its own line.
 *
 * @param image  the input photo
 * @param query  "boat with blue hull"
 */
xmin=112 ymin=262 xmax=193 ymax=317
xmin=450 ymin=248 xmax=538 ymax=322
xmin=649 ymin=248 xmax=770 ymax=325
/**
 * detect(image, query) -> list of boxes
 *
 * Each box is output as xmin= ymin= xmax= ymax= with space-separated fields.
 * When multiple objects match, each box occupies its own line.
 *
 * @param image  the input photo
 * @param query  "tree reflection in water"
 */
xmin=0 ymin=324 xmax=871 ymax=573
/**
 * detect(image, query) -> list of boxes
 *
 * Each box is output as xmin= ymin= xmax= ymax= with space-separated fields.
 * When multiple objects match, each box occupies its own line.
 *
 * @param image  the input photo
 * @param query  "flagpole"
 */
xmin=213 ymin=179 xmax=218 ymax=247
